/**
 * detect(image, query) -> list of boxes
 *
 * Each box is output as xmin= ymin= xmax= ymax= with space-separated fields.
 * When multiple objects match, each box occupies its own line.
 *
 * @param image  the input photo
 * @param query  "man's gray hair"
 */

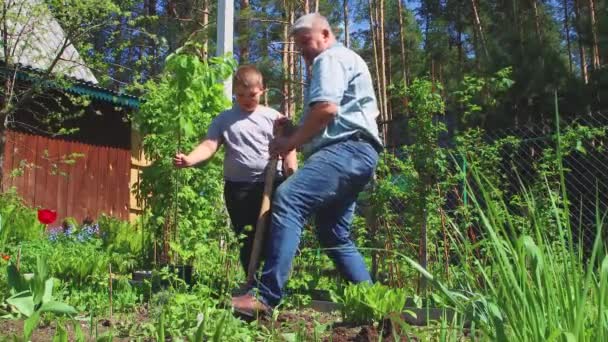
xmin=291 ymin=13 xmax=332 ymax=35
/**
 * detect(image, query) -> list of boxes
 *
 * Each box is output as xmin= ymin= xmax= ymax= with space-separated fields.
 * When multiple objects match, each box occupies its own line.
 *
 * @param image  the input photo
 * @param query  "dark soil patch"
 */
xmin=0 ymin=311 xmax=150 ymax=341
xmin=251 ymin=307 xmax=415 ymax=341
xmin=326 ymin=321 xmax=414 ymax=342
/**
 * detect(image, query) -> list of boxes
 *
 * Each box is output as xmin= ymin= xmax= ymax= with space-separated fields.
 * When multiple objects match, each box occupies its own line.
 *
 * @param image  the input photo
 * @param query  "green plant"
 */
xmin=1 ymin=257 xmax=77 ymax=341
xmin=398 ymin=98 xmax=608 ymax=340
xmin=134 ymin=45 xmax=235 ymax=268
xmin=98 ymin=215 xmax=147 ymax=273
xmin=453 ymin=67 xmax=514 ymax=125
xmin=332 ymin=282 xmax=408 ymax=325
xmin=0 ymin=190 xmax=44 ymax=247
xmin=146 ymin=286 xmax=254 ymax=341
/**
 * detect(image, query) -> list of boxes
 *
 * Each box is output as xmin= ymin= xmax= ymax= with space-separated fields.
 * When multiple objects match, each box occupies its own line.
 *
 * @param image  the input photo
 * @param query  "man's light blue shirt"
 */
xmin=300 ymin=42 xmax=382 ymax=157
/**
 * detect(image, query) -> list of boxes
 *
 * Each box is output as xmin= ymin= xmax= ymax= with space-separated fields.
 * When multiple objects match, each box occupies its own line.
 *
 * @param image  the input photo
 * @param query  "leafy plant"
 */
xmin=398 ymin=99 xmax=608 ymax=340
xmin=332 ymin=282 xmax=408 ymax=325
xmin=1 ymin=257 xmax=77 ymax=341
xmin=0 ymin=190 xmax=44 ymax=247
xmin=454 ymin=67 xmax=514 ymax=125
xmin=146 ymin=286 xmax=254 ymax=341
xmin=133 ymin=45 xmax=235 ymax=268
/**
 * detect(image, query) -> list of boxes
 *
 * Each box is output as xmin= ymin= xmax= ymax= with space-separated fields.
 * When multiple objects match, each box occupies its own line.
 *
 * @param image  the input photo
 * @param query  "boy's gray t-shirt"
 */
xmin=206 ymin=105 xmax=282 ymax=182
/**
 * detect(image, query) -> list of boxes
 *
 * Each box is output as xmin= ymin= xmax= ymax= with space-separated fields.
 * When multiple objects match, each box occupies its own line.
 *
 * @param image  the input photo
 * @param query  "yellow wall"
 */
xmin=129 ymin=129 xmax=150 ymax=222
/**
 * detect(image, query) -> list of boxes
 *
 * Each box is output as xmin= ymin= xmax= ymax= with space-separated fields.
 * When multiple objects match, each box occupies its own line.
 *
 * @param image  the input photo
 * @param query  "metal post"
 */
xmin=217 ymin=0 xmax=234 ymax=100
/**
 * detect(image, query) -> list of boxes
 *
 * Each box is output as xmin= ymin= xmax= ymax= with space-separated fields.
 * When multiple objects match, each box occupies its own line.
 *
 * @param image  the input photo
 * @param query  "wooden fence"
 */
xmin=2 ymin=130 xmax=131 ymax=223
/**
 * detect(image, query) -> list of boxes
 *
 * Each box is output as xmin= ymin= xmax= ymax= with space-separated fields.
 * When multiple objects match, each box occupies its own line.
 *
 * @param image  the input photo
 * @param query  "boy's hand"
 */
xmin=173 ymin=153 xmax=194 ymax=168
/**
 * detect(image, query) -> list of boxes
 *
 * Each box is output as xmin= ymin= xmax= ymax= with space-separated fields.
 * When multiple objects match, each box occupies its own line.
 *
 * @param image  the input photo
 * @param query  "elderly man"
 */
xmin=232 ymin=12 xmax=383 ymax=316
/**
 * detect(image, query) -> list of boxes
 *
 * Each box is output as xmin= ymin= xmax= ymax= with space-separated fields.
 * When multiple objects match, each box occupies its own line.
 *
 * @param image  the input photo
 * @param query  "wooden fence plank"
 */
xmin=97 ymin=146 xmax=108 ymax=217
xmin=2 ymin=130 xmax=15 ymax=191
xmin=23 ymin=134 xmax=37 ymax=206
xmin=56 ymin=139 xmax=70 ymax=223
xmin=119 ymin=149 xmax=130 ymax=220
xmin=68 ymin=143 xmax=89 ymax=223
xmin=3 ymin=130 xmax=15 ymax=190
xmin=45 ymin=138 xmax=60 ymax=221
xmin=3 ymin=130 xmax=131 ymax=223
xmin=12 ymin=132 xmax=27 ymax=195
xmin=84 ymin=145 xmax=98 ymax=220
xmin=107 ymin=146 xmax=118 ymax=218
xmin=34 ymin=135 xmax=48 ymax=209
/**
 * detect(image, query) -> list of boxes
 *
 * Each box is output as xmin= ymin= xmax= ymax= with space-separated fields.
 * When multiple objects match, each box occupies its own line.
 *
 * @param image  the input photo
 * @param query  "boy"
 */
xmin=173 ymin=65 xmax=297 ymax=274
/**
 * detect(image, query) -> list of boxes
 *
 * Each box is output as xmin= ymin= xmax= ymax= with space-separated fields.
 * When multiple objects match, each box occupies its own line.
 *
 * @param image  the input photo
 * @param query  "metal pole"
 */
xmin=217 ymin=0 xmax=234 ymax=100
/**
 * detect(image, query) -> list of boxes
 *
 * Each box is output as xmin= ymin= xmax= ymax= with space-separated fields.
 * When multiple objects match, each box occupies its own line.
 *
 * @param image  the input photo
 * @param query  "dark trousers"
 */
xmin=224 ymin=179 xmax=282 ymax=275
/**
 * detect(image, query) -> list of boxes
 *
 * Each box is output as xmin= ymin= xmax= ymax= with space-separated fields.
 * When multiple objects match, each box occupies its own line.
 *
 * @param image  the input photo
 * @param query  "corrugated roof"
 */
xmin=1 ymin=0 xmax=98 ymax=83
xmin=8 ymin=64 xmax=140 ymax=109
xmin=1 ymin=0 xmax=140 ymax=108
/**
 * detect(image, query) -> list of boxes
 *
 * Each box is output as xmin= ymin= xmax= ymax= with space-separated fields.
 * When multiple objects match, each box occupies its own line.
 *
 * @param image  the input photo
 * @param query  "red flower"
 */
xmin=2 ymin=254 xmax=9 ymax=261
xmin=37 ymin=209 xmax=57 ymax=225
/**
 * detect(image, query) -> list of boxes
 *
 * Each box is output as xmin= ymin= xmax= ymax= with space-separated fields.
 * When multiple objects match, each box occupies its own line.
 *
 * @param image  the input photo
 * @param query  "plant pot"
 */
xmin=132 ymin=270 xmax=153 ymax=281
xmin=163 ymin=264 xmax=194 ymax=285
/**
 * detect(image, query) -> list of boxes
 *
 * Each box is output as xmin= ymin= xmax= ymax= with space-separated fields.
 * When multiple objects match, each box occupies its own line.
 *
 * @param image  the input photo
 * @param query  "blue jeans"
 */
xmin=254 ymin=139 xmax=379 ymax=306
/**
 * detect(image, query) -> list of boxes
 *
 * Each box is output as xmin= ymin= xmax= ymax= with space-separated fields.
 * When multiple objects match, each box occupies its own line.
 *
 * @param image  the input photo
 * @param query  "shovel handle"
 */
xmin=246 ymin=157 xmax=279 ymax=285
xmin=246 ymin=124 xmax=285 ymax=285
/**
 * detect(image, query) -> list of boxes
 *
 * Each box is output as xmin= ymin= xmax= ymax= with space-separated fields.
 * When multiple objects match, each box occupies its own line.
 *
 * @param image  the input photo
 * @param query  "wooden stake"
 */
xmin=109 ymin=264 xmax=113 ymax=321
xmin=16 ymin=246 xmax=21 ymax=271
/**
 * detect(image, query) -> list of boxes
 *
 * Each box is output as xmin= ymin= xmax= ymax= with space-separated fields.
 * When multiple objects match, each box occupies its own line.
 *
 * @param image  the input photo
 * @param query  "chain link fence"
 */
xmin=373 ymin=111 xmax=608 ymax=287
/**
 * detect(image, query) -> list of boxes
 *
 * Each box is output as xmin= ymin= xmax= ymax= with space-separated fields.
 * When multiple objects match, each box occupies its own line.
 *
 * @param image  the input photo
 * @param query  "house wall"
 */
xmin=2 ymin=130 xmax=131 ymax=223
xmin=1 ymin=92 xmax=133 ymax=224
xmin=129 ymin=129 xmax=150 ymax=222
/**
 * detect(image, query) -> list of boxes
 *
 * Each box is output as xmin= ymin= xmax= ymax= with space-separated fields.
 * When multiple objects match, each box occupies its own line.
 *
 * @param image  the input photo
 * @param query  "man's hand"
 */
xmin=173 ymin=153 xmax=194 ymax=168
xmin=274 ymin=116 xmax=297 ymax=137
xmin=283 ymin=149 xmax=298 ymax=176
xmin=270 ymin=136 xmax=295 ymax=159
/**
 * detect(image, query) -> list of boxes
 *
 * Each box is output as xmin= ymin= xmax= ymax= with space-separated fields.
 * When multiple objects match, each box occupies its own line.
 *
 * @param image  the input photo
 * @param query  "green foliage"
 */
xmin=454 ymin=67 xmax=514 ymax=124
xmin=363 ymin=77 xmax=453 ymax=284
xmin=134 ymin=47 xmax=236 ymax=267
xmin=146 ymin=287 xmax=253 ymax=341
xmin=425 ymin=166 xmax=608 ymax=341
xmin=0 ymin=190 xmax=44 ymax=247
xmin=1 ymin=257 xmax=77 ymax=341
xmin=11 ymin=239 xmax=109 ymax=288
xmin=98 ymin=215 xmax=147 ymax=273
xmin=332 ymin=282 xmax=408 ymax=325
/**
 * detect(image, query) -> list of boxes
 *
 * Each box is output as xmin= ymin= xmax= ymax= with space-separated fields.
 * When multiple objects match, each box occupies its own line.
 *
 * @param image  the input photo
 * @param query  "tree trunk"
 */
xmin=513 ymin=0 xmax=524 ymax=55
xmin=239 ymin=0 xmax=250 ymax=63
xmin=588 ymin=0 xmax=600 ymax=69
xmin=368 ymin=0 xmax=382 ymax=119
xmin=397 ymin=0 xmax=408 ymax=84
xmin=288 ymin=5 xmax=296 ymax=117
xmin=457 ymin=1 xmax=464 ymax=71
xmin=314 ymin=0 xmax=319 ymax=12
xmin=564 ymin=0 xmax=573 ymax=74
xmin=386 ymin=35 xmax=393 ymax=145
xmin=472 ymin=21 xmax=480 ymax=70
xmin=281 ymin=0 xmax=289 ymax=114
xmin=302 ymin=0 xmax=309 ymax=111
xmin=379 ymin=0 xmax=388 ymax=130
xmin=531 ymin=0 xmax=543 ymax=44
xmin=470 ymin=0 xmax=488 ymax=60
xmin=574 ymin=0 xmax=589 ymax=83
xmin=343 ymin=0 xmax=350 ymax=48
xmin=202 ymin=0 xmax=208 ymax=59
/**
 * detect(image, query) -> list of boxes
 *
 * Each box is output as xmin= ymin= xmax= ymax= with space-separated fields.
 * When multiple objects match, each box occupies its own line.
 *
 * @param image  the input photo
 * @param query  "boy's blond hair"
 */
xmin=234 ymin=65 xmax=264 ymax=89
